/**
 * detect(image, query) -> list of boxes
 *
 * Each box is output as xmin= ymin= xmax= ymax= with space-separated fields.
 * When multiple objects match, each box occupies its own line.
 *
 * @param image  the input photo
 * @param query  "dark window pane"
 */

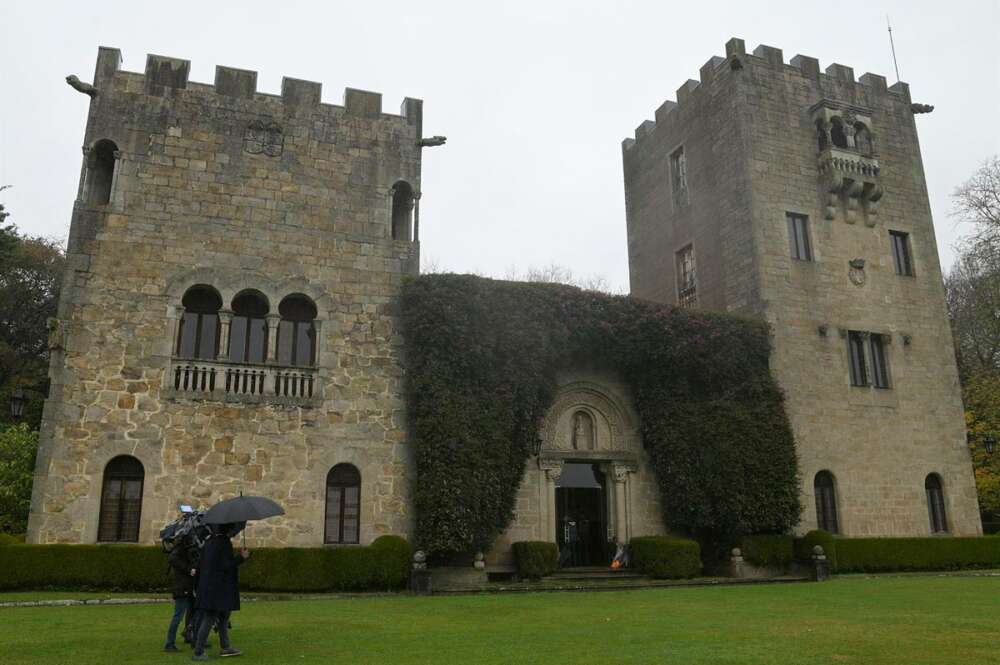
xmin=98 ymin=456 xmax=143 ymax=542
xmin=277 ymin=320 xmax=294 ymax=365
xmin=870 ymin=335 xmax=890 ymax=389
xmin=848 ymin=332 xmax=868 ymax=386
xmin=343 ymin=486 xmax=360 ymax=543
xmin=248 ymin=318 xmax=268 ymax=363
xmin=178 ymin=312 xmax=199 ymax=358
xmin=98 ymin=479 xmax=122 ymax=541
xmin=295 ymin=323 xmax=315 ymax=366
xmin=325 ymin=465 xmax=361 ymax=544
xmin=229 ymin=317 xmax=248 ymax=363
xmin=198 ymin=314 xmax=218 ymax=359
xmin=890 ymin=231 xmax=913 ymax=276
xmin=325 ymin=488 xmax=343 ymax=543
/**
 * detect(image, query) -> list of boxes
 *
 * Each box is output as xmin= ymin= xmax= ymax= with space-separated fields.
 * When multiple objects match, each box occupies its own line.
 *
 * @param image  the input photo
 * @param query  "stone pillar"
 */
xmin=812 ymin=546 xmax=830 ymax=582
xmin=266 ymin=314 xmax=280 ymax=362
xmin=110 ymin=150 xmax=123 ymax=208
xmin=611 ymin=463 xmax=633 ymax=543
xmin=539 ymin=459 xmax=563 ymax=543
xmin=217 ymin=310 xmax=233 ymax=361
xmin=77 ymin=146 xmax=92 ymax=203
xmin=413 ymin=191 xmax=422 ymax=242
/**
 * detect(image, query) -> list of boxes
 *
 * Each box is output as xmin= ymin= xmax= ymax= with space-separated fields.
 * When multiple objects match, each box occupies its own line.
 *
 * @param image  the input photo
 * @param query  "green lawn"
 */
xmin=2 ymin=577 xmax=998 ymax=664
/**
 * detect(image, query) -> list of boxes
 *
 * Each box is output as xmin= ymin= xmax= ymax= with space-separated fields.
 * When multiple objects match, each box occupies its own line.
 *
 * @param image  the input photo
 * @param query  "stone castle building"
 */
xmin=27 ymin=40 xmax=981 ymax=564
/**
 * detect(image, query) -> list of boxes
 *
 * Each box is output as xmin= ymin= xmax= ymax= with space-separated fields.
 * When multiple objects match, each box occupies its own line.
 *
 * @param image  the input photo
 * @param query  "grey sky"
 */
xmin=2 ymin=1 xmax=998 ymax=291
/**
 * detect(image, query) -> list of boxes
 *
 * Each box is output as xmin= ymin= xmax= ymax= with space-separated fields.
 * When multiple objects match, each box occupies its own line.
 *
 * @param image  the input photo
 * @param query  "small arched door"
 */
xmin=97 ymin=456 xmax=144 ymax=542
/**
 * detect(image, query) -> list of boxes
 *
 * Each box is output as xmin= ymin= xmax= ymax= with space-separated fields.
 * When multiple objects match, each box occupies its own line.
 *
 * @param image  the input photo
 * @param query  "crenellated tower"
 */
xmin=623 ymin=38 xmax=981 ymax=537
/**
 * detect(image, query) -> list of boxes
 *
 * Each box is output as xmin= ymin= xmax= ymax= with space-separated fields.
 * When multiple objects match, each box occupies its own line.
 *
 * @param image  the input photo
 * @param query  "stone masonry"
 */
xmin=27 ymin=48 xmax=425 ymax=546
xmin=623 ymin=38 xmax=981 ymax=536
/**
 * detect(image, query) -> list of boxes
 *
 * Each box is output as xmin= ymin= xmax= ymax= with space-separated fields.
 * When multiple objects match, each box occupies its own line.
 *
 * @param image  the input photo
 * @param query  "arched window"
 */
xmin=814 ymin=471 xmax=840 ymax=534
xmin=854 ymin=123 xmax=874 ymax=156
xmin=325 ymin=464 xmax=361 ymax=544
xmin=176 ymin=285 xmax=222 ymax=359
xmin=925 ymin=474 xmax=948 ymax=534
xmin=97 ymin=455 xmax=144 ymax=542
xmin=87 ymin=139 xmax=118 ymax=205
xmin=277 ymin=294 xmax=317 ymax=367
xmin=816 ymin=120 xmax=829 ymax=151
xmin=229 ymin=290 xmax=269 ymax=364
xmin=391 ymin=181 xmax=414 ymax=242
xmin=830 ymin=118 xmax=848 ymax=149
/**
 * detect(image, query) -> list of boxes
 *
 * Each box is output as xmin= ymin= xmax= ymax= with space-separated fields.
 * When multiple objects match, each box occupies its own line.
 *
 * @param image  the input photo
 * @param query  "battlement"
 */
xmin=91 ymin=47 xmax=422 ymax=125
xmin=622 ymin=37 xmax=910 ymax=151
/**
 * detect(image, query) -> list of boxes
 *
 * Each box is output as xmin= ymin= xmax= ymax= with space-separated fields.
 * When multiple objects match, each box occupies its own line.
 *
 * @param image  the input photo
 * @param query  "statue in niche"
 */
xmin=571 ymin=411 xmax=595 ymax=451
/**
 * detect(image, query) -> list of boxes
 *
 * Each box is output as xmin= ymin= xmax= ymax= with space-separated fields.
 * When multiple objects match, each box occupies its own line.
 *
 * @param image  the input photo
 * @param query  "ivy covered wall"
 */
xmin=401 ymin=275 xmax=800 ymax=556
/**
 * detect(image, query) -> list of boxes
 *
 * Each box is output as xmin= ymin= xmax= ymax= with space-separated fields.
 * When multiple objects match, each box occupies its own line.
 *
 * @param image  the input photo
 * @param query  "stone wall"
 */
xmin=623 ymin=38 xmax=981 ymax=537
xmin=27 ymin=48 xmax=425 ymax=546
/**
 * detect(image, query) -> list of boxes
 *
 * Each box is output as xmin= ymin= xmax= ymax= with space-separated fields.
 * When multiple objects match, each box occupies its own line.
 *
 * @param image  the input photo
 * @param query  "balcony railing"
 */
xmin=168 ymin=358 xmax=319 ymax=404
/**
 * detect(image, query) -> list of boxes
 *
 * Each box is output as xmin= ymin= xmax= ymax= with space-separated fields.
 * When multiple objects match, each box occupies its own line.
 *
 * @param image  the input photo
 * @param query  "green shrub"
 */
xmin=0 ymin=538 xmax=412 ymax=592
xmin=512 ymin=541 xmax=558 ymax=579
xmin=793 ymin=530 xmax=838 ymax=570
xmin=835 ymin=537 xmax=1000 ymax=573
xmin=740 ymin=535 xmax=794 ymax=568
xmin=630 ymin=536 xmax=702 ymax=579
xmin=0 ymin=533 xmax=24 ymax=546
xmin=402 ymin=275 xmax=800 ymax=556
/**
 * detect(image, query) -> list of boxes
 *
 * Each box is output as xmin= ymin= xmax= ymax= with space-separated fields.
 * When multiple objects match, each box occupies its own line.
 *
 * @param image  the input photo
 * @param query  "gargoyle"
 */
xmin=418 ymin=136 xmax=447 ymax=147
xmin=66 ymin=75 xmax=98 ymax=98
xmin=910 ymin=103 xmax=934 ymax=114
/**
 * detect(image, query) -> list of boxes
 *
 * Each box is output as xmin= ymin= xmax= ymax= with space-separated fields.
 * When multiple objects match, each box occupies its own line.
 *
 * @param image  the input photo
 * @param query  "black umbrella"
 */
xmin=204 ymin=495 xmax=284 ymax=547
xmin=204 ymin=495 xmax=284 ymax=524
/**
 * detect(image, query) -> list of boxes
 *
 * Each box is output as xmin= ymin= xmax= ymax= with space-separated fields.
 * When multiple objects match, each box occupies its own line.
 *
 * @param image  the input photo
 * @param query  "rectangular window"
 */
xmin=890 ymin=231 xmax=913 ymax=276
xmin=786 ymin=213 xmax=812 ymax=261
xmin=676 ymin=245 xmax=697 ymax=308
xmin=671 ymin=146 xmax=688 ymax=205
xmin=869 ymin=333 xmax=891 ymax=389
xmin=848 ymin=331 xmax=868 ymax=387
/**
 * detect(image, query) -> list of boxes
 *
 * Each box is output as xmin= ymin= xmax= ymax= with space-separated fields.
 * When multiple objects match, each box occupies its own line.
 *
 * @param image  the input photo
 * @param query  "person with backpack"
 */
xmin=192 ymin=523 xmax=250 ymax=661
xmin=164 ymin=542 xmax=198 ymax=652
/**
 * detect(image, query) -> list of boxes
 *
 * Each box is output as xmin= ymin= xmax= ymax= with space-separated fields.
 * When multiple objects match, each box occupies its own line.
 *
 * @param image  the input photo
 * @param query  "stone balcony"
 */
xmin=817 ymin=147 xmax=883 ymax=225
xmin=164 ymin=357 xmax=321 ymax=407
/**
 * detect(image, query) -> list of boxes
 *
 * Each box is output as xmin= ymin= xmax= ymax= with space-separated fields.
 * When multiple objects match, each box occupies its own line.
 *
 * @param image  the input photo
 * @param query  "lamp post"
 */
xmin=986 ymin=435 xmax=997 ymax=456
xmin=9 ymin=388 xmax=26 ymax=420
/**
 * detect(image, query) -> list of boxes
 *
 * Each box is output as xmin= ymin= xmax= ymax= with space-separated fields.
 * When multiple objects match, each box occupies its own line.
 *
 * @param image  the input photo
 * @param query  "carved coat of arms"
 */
xmin=243 ymin=120 xmax=283 ymax=157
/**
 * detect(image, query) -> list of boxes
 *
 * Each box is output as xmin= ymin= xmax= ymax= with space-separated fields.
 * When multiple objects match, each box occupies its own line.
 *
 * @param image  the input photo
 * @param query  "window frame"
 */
xmin=325 ymin=464 xmax=361 ymax=545
xmin=847 ymin=331 xmax=869 ymax=387
xmin=97 ymin=456 xmax=144 ymax=543
xmin=889 ymin=230 xmax=914 ymax=277
xmin=786 ymin=212 xmax=813 ymax=261
xmin=925 ymin=474 xmax=948 ymax=534
xmin=814 ymin=471 xmax=840 ymax=535
xmin=869 ymin=333 xmax=891 ymax=389
xmin=675 ymin=244 xmax=697 ymax=308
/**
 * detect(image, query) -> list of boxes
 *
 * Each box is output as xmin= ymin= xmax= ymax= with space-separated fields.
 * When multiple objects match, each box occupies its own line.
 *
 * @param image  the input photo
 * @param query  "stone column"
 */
xmin=611 ymin=463 xmax=636 ymax=544
xmin=266 ymin=314 xmax=280 ymax=362
xmin=77 ymin=146 xmax=92 ymax=203
xmin=217 ymin=310 xmax=233 ymax=361
xmin=539 ymin=459 xmax=563 ymax=543
xmin=413 ymin=191 xmax=422 ymax=242
xmin=110 ymin=150 xmax=123 ymax=208
xmin=171 ymin=306 xmax=185 ymax=357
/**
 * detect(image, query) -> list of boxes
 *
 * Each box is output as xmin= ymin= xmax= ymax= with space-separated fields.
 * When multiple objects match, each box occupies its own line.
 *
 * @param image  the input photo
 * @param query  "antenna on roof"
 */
xmin=887 ymin=15 xmax=901 ymax=83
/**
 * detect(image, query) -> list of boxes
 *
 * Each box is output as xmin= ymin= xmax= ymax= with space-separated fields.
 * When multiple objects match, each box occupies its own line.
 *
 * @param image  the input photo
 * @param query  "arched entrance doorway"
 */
xmin=555 ymin=462 xmax=608 ymax=567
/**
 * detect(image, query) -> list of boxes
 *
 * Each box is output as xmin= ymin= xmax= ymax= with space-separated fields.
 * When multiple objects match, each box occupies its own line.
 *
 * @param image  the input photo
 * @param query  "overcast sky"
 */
xmin=2 ymin=1 xmax=998 ymax=291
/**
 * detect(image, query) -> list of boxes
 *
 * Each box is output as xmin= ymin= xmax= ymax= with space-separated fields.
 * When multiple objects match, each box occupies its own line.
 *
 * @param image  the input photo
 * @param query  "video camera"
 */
xmin=159 ymin=504 xmax=211 ymax=558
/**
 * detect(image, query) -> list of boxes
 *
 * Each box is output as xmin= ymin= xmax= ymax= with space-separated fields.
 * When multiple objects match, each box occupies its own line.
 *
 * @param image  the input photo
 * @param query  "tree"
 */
xmin=952 ymin=156 xmax=1000 ymax=251
xmin=0 ymin=190 xmax=66 ymax=428
xmin=0 ymin=423 xmax=37 ymax=534
xmin=944 ymin=247 xmax=1000 ymax=378
xmin=962 ymin=373 xmax=1000 ymax=530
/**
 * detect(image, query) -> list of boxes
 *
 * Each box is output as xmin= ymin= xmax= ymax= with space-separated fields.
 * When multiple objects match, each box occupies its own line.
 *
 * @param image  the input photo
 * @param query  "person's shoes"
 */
xmin=220 ymin=648 xmax=242 ymax=657
xmin=191 ymin=654 xmax=210 ymax=662
xmin=164 ymin=645 xmax=179 ymax=653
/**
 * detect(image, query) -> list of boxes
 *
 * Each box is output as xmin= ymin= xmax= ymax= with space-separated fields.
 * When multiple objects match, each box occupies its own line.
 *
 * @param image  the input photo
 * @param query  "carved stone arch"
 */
xmin=273 ymin=277 xmax=336 ymax=322
xmin=540 ymin=381 xmax=640 ymax=454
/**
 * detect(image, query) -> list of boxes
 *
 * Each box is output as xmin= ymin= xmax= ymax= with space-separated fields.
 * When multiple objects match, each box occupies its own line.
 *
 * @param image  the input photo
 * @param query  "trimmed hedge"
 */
xmin=834 ymin=537 xmax=1000 ymax=573
xmin=512 ymin=541 xmax=558 ymax=579
xmin=630 ymin=536 xmax=702 ymax=579
xmin=0 ymin=536 xmax=411 ymax=592
xmin=740 ymin=535 xmax=794 ymax=568
xmin=402 ymin=275 xmax=801 ymax=556
xmin=0 ymin=533 xmax=25 ymax=546
xmin=793 ymin=530 xmax=838 ymax=570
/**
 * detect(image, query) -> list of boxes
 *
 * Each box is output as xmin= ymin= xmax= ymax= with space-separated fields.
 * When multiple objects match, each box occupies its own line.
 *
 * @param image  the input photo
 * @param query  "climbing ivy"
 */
xmin=401 ymin=274 xmax=800 ymax=556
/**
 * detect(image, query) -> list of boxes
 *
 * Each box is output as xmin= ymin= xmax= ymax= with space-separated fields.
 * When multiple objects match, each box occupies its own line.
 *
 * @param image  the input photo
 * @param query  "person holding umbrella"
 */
xmin=191 ymin=522 xmax=248 ymax=660
xmin=192 ymin=494 xmax=285 ymax=661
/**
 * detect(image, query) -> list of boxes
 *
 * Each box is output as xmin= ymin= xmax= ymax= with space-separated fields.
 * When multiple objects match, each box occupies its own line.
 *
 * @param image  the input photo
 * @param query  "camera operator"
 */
xmin=192 ymin=522 xmax=250 ymax=660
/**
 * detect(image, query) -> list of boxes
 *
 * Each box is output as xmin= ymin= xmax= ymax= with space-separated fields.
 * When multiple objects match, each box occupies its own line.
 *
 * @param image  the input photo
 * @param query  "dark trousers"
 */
xmin=164 ymin=596 xmax=193 ymax=648
xmin=194 ymin=609 xmax=231 ymax=655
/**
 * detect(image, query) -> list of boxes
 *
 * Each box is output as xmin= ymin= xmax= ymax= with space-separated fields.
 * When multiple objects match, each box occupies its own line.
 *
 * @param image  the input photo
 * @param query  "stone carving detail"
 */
xmin=571 ymin=410 xmax=595 ymax=450
xmin=612 ymin=462 xmax=637 ymax=483
xmin=539 ymin=459 xmax=564 ymax=482
xmin=848 ymin=258 xmax=866 ymax=287
xmin=540 ymin=381 xmax=638 ymax=454
xmin=244 ymin=120 xmax=283 ymax=157
xmin=65 ymin=75 xmax=97 ymax=98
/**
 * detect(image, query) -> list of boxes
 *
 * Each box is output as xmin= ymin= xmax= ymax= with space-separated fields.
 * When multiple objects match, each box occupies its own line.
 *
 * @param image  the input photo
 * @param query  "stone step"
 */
xmin=548 ymin=569 xmax=645 ymax=581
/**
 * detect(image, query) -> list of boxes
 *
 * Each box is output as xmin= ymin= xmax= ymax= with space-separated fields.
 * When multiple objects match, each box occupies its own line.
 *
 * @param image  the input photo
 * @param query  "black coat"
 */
xmin=169 ymin=545 xmax=196 ymax=600
xmin=196 ymin=535 xmax=245 ymax=611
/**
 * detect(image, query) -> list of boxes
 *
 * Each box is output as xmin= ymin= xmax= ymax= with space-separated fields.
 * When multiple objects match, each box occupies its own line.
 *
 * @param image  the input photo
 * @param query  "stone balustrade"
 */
xmin=167 ymin=357 xmax=319 ymax=405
